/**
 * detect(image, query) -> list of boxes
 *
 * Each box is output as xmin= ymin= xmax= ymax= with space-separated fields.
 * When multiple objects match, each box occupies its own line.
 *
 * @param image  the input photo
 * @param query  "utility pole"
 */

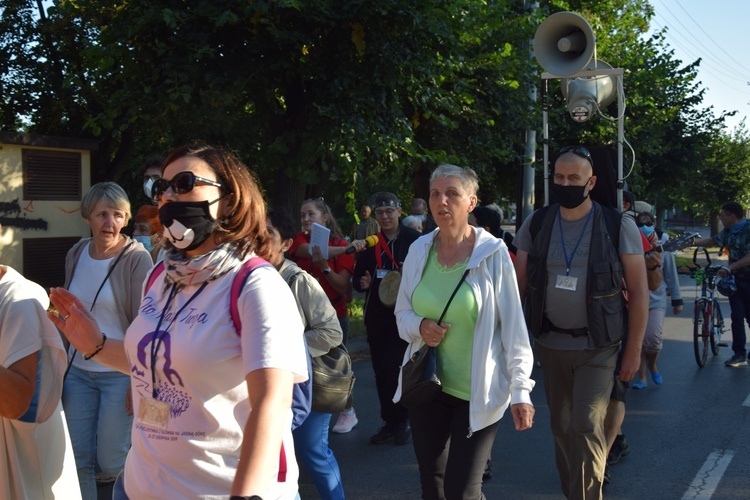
xmin=520 ymin=0 xmax=540 ymax=231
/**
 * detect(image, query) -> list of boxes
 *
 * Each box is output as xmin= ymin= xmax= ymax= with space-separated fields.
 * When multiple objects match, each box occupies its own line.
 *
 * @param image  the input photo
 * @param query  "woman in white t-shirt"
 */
xmin=50 ymin=144 xmax=308 ymax=499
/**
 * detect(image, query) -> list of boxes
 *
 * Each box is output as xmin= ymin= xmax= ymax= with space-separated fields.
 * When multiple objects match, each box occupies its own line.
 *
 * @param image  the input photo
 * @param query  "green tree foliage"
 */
xmin=1 ymin=0 xmax=746 ymax=227
xmin=1 ymin=0 xmax=538 ymax=222
xmin=685 ymin=123 xmax=750 ymax=232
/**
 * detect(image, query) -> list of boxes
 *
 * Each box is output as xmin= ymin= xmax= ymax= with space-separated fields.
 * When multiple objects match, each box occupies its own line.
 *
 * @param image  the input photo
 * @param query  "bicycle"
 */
xmin=691 ymin=247 xmax=728 ymax=367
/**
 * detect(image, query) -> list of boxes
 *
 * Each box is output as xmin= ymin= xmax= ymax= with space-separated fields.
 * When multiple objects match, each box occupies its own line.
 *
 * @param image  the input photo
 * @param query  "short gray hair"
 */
xmin=401 ymin=215 xmax=423 ymax=231
xmin=429 ymin=164 xmax=479 ymax=197
xmin=81 ymin=182 xmax=131 ymax=222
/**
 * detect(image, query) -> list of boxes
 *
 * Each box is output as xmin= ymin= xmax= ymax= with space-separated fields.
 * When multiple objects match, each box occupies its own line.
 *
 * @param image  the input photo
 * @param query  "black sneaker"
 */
xmin=482 ymin=459 xmax=493 ymax=481
xmin=607 ymin=434 xmax=630 ymax=466
xmin=394 ymin=423 xmax=411 ymax=445
xmin=370 ymin=425 xmax=395 ymax=445
xmin=725 ymin=353 xmax=748 ymax=367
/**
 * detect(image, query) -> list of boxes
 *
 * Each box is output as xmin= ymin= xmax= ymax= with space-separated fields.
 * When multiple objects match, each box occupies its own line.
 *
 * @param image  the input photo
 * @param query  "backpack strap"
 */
xmin=600 ymin=205 xmax=622 ymax=253
xmin=227 ymin=256 xmax=299 ymax=483
xmin=144 ymin=261 xmax=166 ymax=295
xmin=529 ymin=205 xmax=551 ymax=244
xmin=229 ymin=257 xmax=272 ymax=335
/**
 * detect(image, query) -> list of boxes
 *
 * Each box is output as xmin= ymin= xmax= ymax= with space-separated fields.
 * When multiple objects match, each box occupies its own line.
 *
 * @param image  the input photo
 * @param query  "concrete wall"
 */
xmin=0 ymin=133 xmax=97 ymax=282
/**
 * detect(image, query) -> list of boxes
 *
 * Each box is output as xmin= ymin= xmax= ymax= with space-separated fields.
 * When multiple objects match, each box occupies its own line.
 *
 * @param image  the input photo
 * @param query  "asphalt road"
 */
xmin=301 ymin=272 xmax=750 ymax=499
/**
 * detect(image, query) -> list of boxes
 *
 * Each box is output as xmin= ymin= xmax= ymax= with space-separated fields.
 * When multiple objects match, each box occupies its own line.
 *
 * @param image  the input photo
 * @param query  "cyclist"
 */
xmin=694 ymin=202 xmax=750 ymax=367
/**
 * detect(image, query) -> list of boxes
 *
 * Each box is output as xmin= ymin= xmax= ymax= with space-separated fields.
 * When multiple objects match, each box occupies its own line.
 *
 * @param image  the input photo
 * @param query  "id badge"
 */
xmin=138 ymin=397 xmax=170 ymax=430
xmin=555 ymin=274 xmax=578 ymax=291
xmin=376 ymin=269 xmax=389 ymax=279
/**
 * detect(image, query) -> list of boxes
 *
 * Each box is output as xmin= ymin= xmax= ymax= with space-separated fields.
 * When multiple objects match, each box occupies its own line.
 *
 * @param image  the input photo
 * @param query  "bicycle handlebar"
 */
xmin=692 ymin=246 xmax=712 ymax=268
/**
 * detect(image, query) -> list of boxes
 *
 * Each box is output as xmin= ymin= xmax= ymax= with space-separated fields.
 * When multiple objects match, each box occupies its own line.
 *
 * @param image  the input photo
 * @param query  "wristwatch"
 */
xmin=322 ymin=268 xmax=331 ymax=275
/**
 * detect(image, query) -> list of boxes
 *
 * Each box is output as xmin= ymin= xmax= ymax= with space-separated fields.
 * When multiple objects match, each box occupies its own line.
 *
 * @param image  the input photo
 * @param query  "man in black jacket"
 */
xmin=354 ymin=192 xmax=421 ymax=445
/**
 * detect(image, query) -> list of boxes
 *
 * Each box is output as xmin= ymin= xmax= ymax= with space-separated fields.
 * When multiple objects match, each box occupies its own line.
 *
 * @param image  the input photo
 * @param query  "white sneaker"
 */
xmin=332 ymin=408 xmax=358 ymax=433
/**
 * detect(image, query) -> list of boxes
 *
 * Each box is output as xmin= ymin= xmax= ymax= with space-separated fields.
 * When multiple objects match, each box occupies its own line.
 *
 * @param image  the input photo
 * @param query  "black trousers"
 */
xmin=409 ymin=392 xmax=499 ymax=500
xmin=367 ymin=319 xmax=409 ymax=427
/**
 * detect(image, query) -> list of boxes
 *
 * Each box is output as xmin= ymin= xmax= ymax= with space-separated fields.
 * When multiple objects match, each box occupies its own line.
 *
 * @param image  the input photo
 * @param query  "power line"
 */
xmin=670 ymin=0 xmax=750 ymax=75
xmin=651 ymin=18 xmax=750 ymax=89
xmin=653 ymin=2 xmax=750 ymax=82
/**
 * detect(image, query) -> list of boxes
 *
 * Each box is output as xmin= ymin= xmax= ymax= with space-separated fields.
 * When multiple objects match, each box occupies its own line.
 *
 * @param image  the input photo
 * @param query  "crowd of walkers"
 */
xmin=3 ymin=142 xmax=749 ymax=500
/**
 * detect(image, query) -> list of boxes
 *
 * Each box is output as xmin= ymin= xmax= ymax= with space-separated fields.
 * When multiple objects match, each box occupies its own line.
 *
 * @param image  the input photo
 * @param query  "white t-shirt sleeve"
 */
xmin=237 ymin=265 xmax=308 ymax=383
xmin=619 ymin=215 xmax=644 ymax=255
xmin=0 ymin=272 xmax=45 ymax=368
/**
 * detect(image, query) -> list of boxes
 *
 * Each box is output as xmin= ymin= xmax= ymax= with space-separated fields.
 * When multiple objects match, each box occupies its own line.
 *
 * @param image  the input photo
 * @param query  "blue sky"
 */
xmin=648 ymin=0 xmax=750 ymax=132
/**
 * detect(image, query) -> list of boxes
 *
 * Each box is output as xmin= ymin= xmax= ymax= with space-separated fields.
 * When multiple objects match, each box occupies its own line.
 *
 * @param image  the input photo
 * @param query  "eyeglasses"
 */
xmin=374 ymin=208 xmax=398 ymax=217
xmin=558 ymin=145 xmax=594 ymax=167
xmin=151 ymin=171 xmax=223 ymax=201
xmin=636 ymin=221 xmax=654 ymax=227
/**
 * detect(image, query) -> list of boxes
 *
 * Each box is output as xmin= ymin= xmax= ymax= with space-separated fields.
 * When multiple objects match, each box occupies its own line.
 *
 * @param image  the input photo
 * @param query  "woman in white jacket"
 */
xmin=394 ymin=164 xmax=535 ymax=499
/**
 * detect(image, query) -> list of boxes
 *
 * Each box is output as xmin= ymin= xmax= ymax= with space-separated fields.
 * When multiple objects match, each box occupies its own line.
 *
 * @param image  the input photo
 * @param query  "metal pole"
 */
xmin=617 ymin=76 xmax=624 ymax=211
xmin=521 ymin=0 xmax=539 ymax=224
xmin=542 ymin=78 xmax=549 ymax=206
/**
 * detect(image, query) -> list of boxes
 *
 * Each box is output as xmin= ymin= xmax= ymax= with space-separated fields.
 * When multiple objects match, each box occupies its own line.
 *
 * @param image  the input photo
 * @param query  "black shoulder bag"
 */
xmin=400 ymin=269 xmax=469 ymax=410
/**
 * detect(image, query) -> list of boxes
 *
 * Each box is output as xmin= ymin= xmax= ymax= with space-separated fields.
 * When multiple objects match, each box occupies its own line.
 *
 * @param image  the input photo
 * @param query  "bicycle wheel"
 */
xmin=693 ymin=302 xmax=709 ymax=367
xmin=711 ymin=299 xmax=724 ymax=355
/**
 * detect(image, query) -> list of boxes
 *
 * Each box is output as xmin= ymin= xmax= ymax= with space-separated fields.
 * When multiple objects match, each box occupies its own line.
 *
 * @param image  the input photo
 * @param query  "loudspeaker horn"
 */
xmin=561 ymin=59 xmax=617 ymax=122
xmin=534 ymin=11 xmax=596 ymax=77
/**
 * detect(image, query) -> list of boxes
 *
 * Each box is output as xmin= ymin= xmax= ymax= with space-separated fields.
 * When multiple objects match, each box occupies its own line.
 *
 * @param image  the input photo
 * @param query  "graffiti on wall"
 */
xmin=0 ymin=198 xmax=48 ymax=230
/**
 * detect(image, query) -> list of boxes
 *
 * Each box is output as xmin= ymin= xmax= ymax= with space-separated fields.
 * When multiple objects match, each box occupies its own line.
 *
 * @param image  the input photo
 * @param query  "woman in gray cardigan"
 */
xmin=62 ymin=182 xmax=152 ymax=499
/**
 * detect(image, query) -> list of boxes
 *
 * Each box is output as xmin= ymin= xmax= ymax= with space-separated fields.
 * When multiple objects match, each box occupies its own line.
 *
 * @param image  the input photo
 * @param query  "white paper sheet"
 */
xmin=309 ymin=222 xmax=330 ymax=260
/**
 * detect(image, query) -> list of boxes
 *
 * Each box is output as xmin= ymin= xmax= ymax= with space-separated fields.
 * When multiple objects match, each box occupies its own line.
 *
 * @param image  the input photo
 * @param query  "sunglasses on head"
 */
xmin=151 ymin=171 xmax=224 ymax=201
xmin=558 ymin=145 xmax=594 ymax=167
xmin=636 ymin=221 xmax=654 ymax=227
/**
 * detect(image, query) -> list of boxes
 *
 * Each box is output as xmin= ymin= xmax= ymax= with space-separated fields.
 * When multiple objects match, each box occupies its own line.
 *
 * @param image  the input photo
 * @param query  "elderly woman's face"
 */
xmin=85 ymin=199 xmax=127 ymax=247
xmin=429 ymin=176 xmax=477 ymax=228
xmin=158 ymin=156 xmax=225 ymax=220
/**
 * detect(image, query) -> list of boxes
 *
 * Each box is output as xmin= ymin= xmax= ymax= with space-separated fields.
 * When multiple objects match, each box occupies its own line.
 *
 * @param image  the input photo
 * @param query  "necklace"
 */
xmin=436 ymin=231 xmax=474 ymax=267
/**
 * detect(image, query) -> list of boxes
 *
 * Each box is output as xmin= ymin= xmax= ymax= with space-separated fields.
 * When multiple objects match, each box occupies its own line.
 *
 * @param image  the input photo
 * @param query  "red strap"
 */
xmin=374 ymin=232 xmax=399 ymax=271
xmin=277 ymin=441 xmax=287 ymax=482
xmin=229 ymin=257 xmax=271 ymax=336
xmin=144 ymin=261 xmax=166 ymax=295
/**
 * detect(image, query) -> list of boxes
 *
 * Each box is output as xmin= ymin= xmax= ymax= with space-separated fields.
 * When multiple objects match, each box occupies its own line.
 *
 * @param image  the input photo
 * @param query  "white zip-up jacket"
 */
xmin=394 ymin=227 xmax=535 ymax=433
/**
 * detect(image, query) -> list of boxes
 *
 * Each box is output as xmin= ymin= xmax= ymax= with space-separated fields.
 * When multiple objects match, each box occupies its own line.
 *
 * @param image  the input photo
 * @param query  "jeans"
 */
xmin=113 ymin=471 xmax=129 ymax=500
xmin=62 ymin=365 xmax=133 ymax=500
xmin=338 ymin=316 xmax=350 ymax=346
xmin=293 ymin=411 xmax=345 ymax=500
xmin=729 ymin=276 xmax=750 ymax=356
xmin=409 ymin=392 xmax=499 ymax=500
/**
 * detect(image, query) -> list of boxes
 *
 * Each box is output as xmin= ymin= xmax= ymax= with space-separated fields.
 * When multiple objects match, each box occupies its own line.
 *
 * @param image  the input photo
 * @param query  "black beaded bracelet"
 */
xmin=83 ymin=333 xmax=107 ymax=360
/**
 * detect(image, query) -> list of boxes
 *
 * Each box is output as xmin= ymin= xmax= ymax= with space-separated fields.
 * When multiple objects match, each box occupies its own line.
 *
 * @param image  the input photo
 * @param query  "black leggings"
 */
xmin=409 ymin=391 xmax=499 ymax=500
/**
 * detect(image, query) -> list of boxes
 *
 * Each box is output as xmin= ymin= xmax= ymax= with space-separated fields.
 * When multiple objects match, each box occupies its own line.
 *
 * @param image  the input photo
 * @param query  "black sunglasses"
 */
xmin=151 ymin=171 xmax=223 ymax=201
xmin=558 ymin=145 xmax=594 ymax=167
xmin=636 ymin=221 xmax=654 ymax=227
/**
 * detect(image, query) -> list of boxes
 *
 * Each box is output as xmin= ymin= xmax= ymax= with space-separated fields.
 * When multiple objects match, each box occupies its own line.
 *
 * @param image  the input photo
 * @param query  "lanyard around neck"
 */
xmin=558 ymin=205 xmax=593 ymax=276
xmin=375 ymin=232 xmax=399 ymax=270
xmin=150 ymin=281 xmax=208 ymax=397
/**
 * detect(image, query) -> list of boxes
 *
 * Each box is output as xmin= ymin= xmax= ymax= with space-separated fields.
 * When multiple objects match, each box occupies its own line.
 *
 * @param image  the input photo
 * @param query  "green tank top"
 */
xmin=411 ymin=246 xmax=478 ymax=400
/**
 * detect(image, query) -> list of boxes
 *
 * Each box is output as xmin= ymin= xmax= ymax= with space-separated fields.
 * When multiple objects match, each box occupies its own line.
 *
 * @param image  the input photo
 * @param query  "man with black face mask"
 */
xmin=513 ymin=146 xmax=649 ymax=500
